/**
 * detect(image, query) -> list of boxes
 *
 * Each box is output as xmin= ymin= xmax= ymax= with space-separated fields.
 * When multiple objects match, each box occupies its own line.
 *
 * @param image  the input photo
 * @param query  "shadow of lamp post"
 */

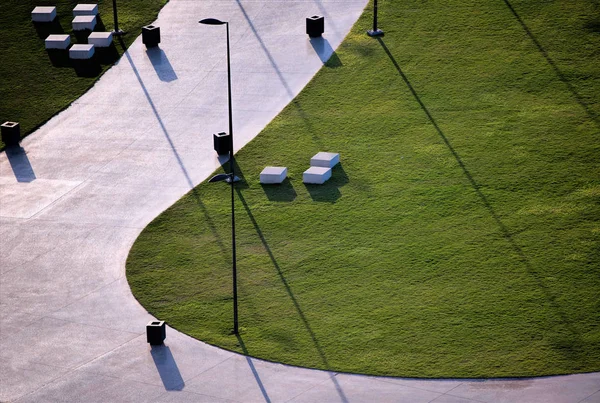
xmin=112 ymin=0 xmax=125 ymax=35
xmin=200 ymin=17 xmax=240 ymax=335
xmin=367 ymin=0 xmax=384 ymax=37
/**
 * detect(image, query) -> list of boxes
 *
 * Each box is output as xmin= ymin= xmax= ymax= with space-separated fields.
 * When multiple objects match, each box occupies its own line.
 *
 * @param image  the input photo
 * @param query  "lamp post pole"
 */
xmin=201 ymin=18 xmax=238 ymax=335
xmin=367 ymin=0 xmax=384 ymax=37
xmin=225 ymin=21 xmax=239 ymax=336
xmin=112 ymin=0 xmax=125 ymax=35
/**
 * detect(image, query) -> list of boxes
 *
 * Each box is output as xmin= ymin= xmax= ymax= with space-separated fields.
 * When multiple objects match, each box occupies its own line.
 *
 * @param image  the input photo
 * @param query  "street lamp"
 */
xmin=112 ymin=0 xmax=125 ymax=35
xmin=200 ymin=17 xmax=240 ymax=335
xmin=367 ymin=0 xmax=384 ymax=37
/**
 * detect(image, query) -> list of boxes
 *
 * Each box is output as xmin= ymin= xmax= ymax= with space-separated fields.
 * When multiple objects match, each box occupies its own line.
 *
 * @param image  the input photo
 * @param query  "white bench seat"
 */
xmin=45 ymin=34 xmax=70 ymax=50
xmin=310 ymin=152 xmax=340 ymax=168
xmin=72 ymin=15 xmax=96 ymax=31
xmin=303 ymin=166 xmax=331 ymax=184
xmin=73 ymin=4 xmax=98 ymax=16
xmin=32 ymin=6 xmax=57 ymax=22
xmin=88 ymin=32 xmax=113 ymax=47
xmin=69 ymin=44 xmax=95 ymax=59
xmin=260 ymin=167 xmax=287 ymax=184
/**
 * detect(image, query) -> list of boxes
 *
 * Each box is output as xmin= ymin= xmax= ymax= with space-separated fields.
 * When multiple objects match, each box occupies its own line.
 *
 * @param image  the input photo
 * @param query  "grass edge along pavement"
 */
xmin=127 ymin=0 xmax=600 ymax=378
xmin=0 ymin=0 xmax=168 ymax=150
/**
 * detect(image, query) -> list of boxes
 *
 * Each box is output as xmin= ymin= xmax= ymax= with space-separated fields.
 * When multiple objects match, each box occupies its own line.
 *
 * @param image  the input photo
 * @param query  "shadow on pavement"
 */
xmin=150 ymin=344 xmax=185 ymax=391
xmin=236 ymin=334 xmax=271 ymax=403
xmin=146 ymin=47 xmax=178 ymax=82
xmin=6 ymin=146 xmax=36 ymax=183
xmin=309 ymin=37 xmax=342 ymax=67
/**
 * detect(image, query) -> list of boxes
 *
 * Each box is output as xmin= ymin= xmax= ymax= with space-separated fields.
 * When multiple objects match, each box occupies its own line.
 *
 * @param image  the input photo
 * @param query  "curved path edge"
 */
xmin=1 ymin=0 xmax=599 ymax=401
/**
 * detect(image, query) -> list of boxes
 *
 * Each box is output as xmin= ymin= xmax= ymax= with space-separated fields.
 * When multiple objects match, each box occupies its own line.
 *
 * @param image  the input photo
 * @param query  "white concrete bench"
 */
xmin=69 ymin=44 xmax=95 ymax=59
xmin=310 ymin=152 xmax=340 ymax=168
xmin=260 ymin=167 xmax=287 ymax=184
xmin=72 ymin=15 xmax=96 ymax=31
xmin=303 ymin=166 xmax=331 ymax=184
xmin=45 ymin=34 xmax=70 ymax=50
xmin=31 ymin=6 xmax=56 ymax=22
xmin=88 ymin=32 xmax=113 ymax=47
xmin=73 ymin=4 xmax=98 ymax=16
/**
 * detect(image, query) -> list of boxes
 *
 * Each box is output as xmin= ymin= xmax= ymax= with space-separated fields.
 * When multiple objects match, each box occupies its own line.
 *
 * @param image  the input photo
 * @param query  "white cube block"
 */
xmin=32 ymin=6 xmax=57 ymax=22
xmin=88 ymin=31 xmax=113 ymax=47
xmin=69 ymin=44 xmax=95 ymax=59
xmin=303 ymin=166 xmax=332 ymax=184
xmin=73 ymin=4 xmax=98 ymax=16
xmin=45 ymin=34 xmax=71 ymax=50
xmin=260 ymin=167 xmax=287 ymax=184
xmin=72 ymin=15 xmax=96 ymax=31
xmin=310 ymin=152 xmax=340 ymax=168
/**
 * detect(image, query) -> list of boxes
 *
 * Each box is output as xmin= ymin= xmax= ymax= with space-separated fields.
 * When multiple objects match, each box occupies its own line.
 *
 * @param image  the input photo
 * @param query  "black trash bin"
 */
xmin=213 ymin=132 xmax=232 ymax=155
xmin=1 ymin=121 xmax=21 ymax=146
xmin=306 ymin=15 xmax=324 ymax=37
xmin=142 ymin=25 xmax=160 ymax=48
xmin=146 ymin=320 xmax=166 ymax=345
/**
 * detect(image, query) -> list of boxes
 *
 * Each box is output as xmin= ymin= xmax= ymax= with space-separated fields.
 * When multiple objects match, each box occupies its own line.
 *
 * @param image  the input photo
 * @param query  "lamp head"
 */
xmin=208 ymin=173 xmax=230 ymax=183
xmin=199 ymin=18 xmax=227 ymax=25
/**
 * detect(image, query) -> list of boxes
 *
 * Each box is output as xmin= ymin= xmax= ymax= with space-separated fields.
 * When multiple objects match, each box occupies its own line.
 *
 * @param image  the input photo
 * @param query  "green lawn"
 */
xmin=127 ymin=0 xmax=600 ymax=378
xmin=0 ymin=0 xmax=166 ymax=149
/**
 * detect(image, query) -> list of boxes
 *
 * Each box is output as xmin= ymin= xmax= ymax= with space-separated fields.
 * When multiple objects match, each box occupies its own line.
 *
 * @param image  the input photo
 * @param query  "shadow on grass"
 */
xmin=72 ymin=58 xmax=101 ymax=77
xmin=377 ymin=36 xmax=588 ymax=366
xmin=5 ymin=146 xmax=36 ymax=183
xmin=73 ymin=29 xmax=92 ymax=44
xmin=261 ymin=178 xmax=297 ymax=202
xmin=502 ymin=0 xmax=599 ymax=129
xmin=47 ymin=49 xmax=71 ymax=68
xmin=236 ymin=334 xmax=271 ymax=403
xmin=95 ymin=44 xmax=120 ymax=65
xmin=304 ymin=164 xmax=348 ymax=203
xmin=116 ymin=37 xmax=227 ymax=256
xmin=33 ymin=18 xmax=64 ymax=39
xmin=237 ymin=190 xmax=349 ymax=403
xmin=150 ymin=344 xmax=185 ymax=391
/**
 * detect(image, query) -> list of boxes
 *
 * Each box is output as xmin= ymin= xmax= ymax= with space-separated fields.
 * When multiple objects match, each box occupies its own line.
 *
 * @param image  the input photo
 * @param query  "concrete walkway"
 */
xmin=1 ymin=0 xmax=599 ymax=401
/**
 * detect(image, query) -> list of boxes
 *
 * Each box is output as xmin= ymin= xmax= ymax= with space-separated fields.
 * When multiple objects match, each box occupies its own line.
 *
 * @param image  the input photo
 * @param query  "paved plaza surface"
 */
xmin=1 ymin=0 xmax=599 ymax=401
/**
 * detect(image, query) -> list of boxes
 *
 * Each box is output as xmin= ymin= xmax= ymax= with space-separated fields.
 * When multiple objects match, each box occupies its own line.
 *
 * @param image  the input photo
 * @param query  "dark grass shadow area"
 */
xmin=236 ymin=190 xmax=349 ymax=403
xmin=235 ymin=335 xmax=271 ymax=403
xmin=72 ymin=57 xmax=101 ymax=77
xmin=5 ymin=146 xmax=36 ymax=183
xmin=94 ymin=15 xmax=106 ymax=32
xmin=33 ymin=18 xmax=64 ymax=39
xmin=502 ymin=0 xmax=599 ymax=129
xmin=146 ymin=47 xmax=178 ymax=82
xmin=304 ymin=164 xmax=348 ymax=203
xmin=73 ymin=29 xmax=91 ymax=43
xmin=377 ymin=36 xmax=589 ymax=367
xmin=96 ymin=43 xmax=120 ymax=65
xmin=309 ymin=37 xmax=342 ymax=67
xmin=47 ymin=49 xmax=71 ymax=68
xmin=150 ymin=345 xmax=185 ymax=391
xmin=261 ymin=178 xmax=297 ymax=202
